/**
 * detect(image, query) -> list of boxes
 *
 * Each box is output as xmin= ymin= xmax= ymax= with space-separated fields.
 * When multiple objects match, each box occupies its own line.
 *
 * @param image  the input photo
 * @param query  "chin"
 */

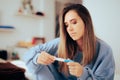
xmin=71 ymin=36 xmax=81 ymax=41
xmin=71 ymin=37 xmax=78 ymax=41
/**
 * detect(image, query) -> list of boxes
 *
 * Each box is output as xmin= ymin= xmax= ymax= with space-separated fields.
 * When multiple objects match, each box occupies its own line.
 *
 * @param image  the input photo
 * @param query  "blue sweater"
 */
xmin=24 ymin=38 xmax=115 ymax=80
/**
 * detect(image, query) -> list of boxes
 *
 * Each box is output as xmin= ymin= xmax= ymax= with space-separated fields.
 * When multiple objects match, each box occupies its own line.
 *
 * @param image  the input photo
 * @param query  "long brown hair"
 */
xmin=57 ymin=4 xmax=96 ymax=75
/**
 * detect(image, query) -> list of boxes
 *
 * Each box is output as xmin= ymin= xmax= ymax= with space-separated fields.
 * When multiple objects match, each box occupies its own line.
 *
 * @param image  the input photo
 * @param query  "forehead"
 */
xmin=64 ymin=10 xmax=80 ymax=22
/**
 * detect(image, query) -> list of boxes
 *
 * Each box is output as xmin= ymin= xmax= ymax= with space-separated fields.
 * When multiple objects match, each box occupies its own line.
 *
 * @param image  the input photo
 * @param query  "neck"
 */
xmin=76 ymin=39 xmax=83 ymax=51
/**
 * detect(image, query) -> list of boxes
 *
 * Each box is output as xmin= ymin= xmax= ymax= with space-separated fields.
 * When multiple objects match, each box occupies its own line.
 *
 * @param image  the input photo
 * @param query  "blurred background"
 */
xmin=0 ymin=0 xmax=120 ymax=80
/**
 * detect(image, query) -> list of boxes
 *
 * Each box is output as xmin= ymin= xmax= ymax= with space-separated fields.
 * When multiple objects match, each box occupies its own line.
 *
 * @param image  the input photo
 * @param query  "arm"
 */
xmin=23 ymin=38 xmax=59 ymax=73
xmin=77 ymin=42 xmax=115 ymax=80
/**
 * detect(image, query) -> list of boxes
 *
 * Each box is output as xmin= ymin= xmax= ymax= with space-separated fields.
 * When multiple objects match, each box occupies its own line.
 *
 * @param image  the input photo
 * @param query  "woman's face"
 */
xmin=64 ymin=10 xmax=85 ymax=41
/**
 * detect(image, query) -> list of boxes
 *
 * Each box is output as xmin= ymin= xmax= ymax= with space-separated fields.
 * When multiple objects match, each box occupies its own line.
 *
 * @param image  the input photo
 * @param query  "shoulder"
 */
xmin=96 ymin=38 xmax=113 ymax=57
xmin=97 ymin=39 xmax=112 ymax=51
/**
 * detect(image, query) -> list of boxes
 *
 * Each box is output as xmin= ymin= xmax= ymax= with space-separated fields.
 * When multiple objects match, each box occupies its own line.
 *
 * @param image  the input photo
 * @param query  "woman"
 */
xmin=24 ymin=4 xmax=115 ymax=80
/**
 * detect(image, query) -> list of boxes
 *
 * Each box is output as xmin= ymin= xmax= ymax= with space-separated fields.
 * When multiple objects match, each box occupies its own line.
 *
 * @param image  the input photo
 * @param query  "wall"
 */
xmin=0 ymin=0 xmax=119 ymax=75
xmin=0 ymin=0 xmax=55 ymax=49
xmin=83 ymin=0 xmax=120 ymax=74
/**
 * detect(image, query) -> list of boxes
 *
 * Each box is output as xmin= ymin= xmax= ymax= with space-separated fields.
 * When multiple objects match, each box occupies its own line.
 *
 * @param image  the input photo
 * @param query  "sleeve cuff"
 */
xmin=33 ymin=53 xmax=40 ymax=65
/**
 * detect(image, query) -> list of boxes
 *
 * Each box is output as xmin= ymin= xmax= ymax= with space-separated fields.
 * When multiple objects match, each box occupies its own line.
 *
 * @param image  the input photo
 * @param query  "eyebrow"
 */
xmin=64 ymin=18 xmax=76 ymax=24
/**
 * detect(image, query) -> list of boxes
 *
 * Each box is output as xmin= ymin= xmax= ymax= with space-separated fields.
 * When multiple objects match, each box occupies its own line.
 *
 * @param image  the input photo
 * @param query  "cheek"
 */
xmin=77 ymin=26 xmax=84 ymax=36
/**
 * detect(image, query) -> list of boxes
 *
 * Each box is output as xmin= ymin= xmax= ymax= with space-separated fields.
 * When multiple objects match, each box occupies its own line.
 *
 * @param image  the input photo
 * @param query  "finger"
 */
xmin=44 ymin=57 xmax=55 ymax=63
xmin=68 ymin=63 xmax=83 ymax=77
xmin=39 ymin=57 xmax=53 ymax=65
xmin=47 ymin=55 xmax=55 ymax=62
xmin=68 ymin=65 xmax=75 ymax=69
xmin=69 ymin=69 xmax=76 ymax=73
xmin=68 ymin=67 xmax=77 ymax=74
xmin=67 ymin=62 xmax=76 ymax=66
xmin=69 ymin=70 xmax=76 ymax=76
xmin=68 ymin=66 xmax=78 ymax=76
xmin=39 ymin=56 xmax=53 ymax=64
xmin=38 ymin=52 xmax=55 ymax=65
xmin=43 ymin=51 xmax=55 ymax=61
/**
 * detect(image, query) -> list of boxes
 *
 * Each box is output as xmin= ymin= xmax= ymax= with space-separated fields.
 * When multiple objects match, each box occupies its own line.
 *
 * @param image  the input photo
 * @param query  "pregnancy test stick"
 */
xmin=55 ymin=57 xmax=73 ymax=62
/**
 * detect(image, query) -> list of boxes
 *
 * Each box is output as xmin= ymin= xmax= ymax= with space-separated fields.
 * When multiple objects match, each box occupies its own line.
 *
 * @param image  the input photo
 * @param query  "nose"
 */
xmin=68 ymin=25 xmax=73 ymax=31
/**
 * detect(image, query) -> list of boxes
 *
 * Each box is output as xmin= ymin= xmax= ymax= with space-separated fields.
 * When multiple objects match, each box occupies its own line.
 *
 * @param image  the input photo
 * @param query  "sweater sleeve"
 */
xmin=77 ymin=41 xmax=115 ymax=80
xmin=23 ymin=38 xmax=59 ymax=73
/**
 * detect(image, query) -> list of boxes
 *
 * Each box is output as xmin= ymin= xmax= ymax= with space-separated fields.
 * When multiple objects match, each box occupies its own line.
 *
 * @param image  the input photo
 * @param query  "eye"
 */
xmin=71 ymin=20 xmax=77 ymax=24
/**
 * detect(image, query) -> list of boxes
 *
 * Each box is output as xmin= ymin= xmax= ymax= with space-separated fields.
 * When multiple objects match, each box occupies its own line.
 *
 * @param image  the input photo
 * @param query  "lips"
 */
xmin=71 ymin=32 xmax=76 ymax=35
xmin=70 ymin=32 xmax=76 ymax=36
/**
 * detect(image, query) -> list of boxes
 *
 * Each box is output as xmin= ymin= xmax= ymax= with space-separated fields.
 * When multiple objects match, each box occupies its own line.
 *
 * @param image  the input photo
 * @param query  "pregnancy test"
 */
xmin=55 ymin=57 xmax=73 ymax=62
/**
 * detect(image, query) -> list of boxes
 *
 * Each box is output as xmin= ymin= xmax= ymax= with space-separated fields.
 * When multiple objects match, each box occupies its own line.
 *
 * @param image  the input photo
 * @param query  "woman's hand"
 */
xmin=67 ymin=62 xmax=83 ymax=77
xmin=37 ymin=51 xmax=55 ymax=65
